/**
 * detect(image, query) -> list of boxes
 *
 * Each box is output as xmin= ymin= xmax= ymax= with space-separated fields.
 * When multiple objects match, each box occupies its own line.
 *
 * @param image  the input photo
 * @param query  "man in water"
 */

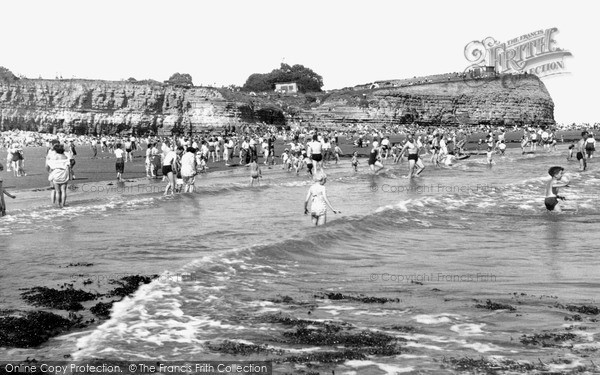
xmin=307 ymin=134 xmax=324 ymax=173
xmin=545 ymin=166 xmax=569 ymax=211
xmin=399 ymin=134 xmax=425 ymax=178
xmin=576 ymin=131 xmax=588 ymax=171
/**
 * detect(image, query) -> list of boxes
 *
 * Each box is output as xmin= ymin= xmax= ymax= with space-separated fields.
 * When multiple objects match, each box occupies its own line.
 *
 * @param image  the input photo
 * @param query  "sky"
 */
xmin=1 ymin=0 xmax=597 ymax=124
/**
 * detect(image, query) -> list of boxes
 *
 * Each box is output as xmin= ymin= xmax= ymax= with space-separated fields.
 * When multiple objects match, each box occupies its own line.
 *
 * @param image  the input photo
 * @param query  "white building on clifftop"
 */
xmin=274 ymin=82 xmax=298 ymax=94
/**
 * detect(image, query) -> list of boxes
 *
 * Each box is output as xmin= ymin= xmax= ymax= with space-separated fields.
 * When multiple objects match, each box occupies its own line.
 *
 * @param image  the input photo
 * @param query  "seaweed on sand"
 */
xmin=207 ymin=340 xmax=285 ymax=355
xmin=0 ymin=311 xmax=74 ymax=348
xmin=257 ymin=312 xmax=352 ymax=329
xmin=520 ymin=332 xmax=577 ymax=347
xmin=441 ymin=356 xmax=541 ymax=373
xmin=20 ymin=286 xmax=98 ymax=311
xmin=475 ymin=299 xmax=516 ymax=311
xmin=247 ymin=312 xmax=403 ymax=365
xmin=279 ymin=350 xmax=367 ymax=364
xmin=316 ymin=292 xmax=400 ymax=304
xmin=89 ymin=301 xmax=114 ymax=319
xmin=107 ymin=275 xmax=158 ymax=298
xmin=565 ymin=305 xmax=600 ymax=315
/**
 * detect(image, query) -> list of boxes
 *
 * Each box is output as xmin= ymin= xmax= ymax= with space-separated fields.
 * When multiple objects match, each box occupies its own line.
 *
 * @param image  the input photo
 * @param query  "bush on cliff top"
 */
xmin=0 ymin=66 xmax=19 ymax=83
xmin=243 ymin=63 xmax=323 ymax=93
xmin=165 ymin=72 xmax=193 ymax=87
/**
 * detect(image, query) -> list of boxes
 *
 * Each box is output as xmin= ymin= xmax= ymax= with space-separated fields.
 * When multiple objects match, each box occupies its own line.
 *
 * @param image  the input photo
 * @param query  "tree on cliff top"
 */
xmin=165 ymin=73 xmax=193 ymax=87
xmin=242 ymin=63 xmax=323 ymax=93
xmin=0 ymin=66 xmax=19 ymax=83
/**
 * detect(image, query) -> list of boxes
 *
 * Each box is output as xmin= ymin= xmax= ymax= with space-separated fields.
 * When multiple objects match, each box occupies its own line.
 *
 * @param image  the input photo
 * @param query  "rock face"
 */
xmin=0 ymin=80 xmax=243 ymax=135
xmin=0 ymin=74 xmax=554 ymax=134
xmin=299 ymin=74 xmax=554 ymax=128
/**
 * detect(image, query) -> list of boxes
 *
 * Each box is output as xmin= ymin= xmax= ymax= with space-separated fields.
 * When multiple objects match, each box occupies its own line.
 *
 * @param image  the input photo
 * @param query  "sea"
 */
xmin=1 ymin=147 xmax=600 ymax=374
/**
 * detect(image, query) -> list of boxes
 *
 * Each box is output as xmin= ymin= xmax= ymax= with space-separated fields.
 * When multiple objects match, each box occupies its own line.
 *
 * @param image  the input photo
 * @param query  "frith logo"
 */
xmin=464 ymin=27 xmax=572 ymax=79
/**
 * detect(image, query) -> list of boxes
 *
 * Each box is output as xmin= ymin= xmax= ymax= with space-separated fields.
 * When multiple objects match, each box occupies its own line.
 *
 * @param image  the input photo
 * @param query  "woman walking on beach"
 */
xmin=304 ymin=173 xmax=340 ymax=226
xmin=47 ymin=144 xmax=71 ymax=208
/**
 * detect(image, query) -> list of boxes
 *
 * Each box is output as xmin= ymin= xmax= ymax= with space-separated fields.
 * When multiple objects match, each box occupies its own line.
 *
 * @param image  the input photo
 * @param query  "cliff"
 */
xmin=0 ymin=74 xmax=554 ymax=134
xmin=298 ymin=74 xmax=554 ymax=127
xmin=0 ymin=80 xmax=244 ymax=135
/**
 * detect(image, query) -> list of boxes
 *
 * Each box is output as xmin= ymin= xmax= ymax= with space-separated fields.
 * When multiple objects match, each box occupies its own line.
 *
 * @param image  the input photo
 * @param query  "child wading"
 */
xmin=249 ymin=160 xmax=262 ymax=186
xmin=304 ymin=173 xmax=340 ymax=226
xmin=545 ymin=166 xmax=569 ymax=212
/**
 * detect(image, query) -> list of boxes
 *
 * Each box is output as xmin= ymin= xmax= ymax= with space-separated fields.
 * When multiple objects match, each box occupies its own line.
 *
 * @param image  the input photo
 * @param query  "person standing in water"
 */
xmin=163 ymin=146 xmax=184 ymax=196
xmin=307 ymin=134 xmax=324 ymax=173
xmin=368 ymin=141 xmax=384 ymax=174
xmin=249 ymin=159 xmax=262 ymax=186
xmin=0 ymin=162 xmax=16 ymax=217
xmin=576 ymin=131 xmax=588 ymax=171
xmin=47 ymin=144 xmax=71 ymax=208
xmin=545 ymin=166 xmax=569 ymax=211
xmin=304 ymin=173 xmax=340 ymax=226
xmin=399 ymin=134 xmax=425 ymax=178
xmin=114 ymin=143 xmax=125 ymax=182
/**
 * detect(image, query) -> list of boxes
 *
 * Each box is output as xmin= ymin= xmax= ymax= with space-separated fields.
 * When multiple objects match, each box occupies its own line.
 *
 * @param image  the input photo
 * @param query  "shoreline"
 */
xmin=1 ymin=142 xmax=576 ymax=214
xmin=1 ymin=128 xmax=585 ymax=192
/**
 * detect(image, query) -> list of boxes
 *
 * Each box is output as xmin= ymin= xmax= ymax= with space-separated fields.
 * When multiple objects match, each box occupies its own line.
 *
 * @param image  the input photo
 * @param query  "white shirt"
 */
xmin=180 ymin=152 xmax=197 ymax=176
xmin=308 ymin=141 xmax=322 ymax=154
xmin=163 ymin=150 xmax=177 ymax=166
xmin=161 ymin=143 xmax=171 ymax=156
xmin=114 ymin=149 xmax=124 ymax=159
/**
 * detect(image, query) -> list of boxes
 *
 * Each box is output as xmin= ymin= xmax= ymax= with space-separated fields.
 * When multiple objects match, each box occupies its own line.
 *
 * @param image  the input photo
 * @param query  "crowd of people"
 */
xmin=0 ymin=121 xmax=597 ymax=219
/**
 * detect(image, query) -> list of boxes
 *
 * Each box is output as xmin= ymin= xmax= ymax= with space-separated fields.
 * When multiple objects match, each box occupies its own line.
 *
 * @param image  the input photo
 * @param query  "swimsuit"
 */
xmin=310 ymin=192 xmax=327 ymax=217
xmin=368 ymin=150 xmax=378 ymax=165
xmin=545 ymin=196 xmax=559 ymax=211
xmin=162 ymin=165 xmax=173 ymax=175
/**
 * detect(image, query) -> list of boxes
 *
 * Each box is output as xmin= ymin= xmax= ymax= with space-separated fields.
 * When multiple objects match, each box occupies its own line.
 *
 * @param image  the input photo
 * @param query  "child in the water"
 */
xmin=351 ymin=151 xmax=359 ymax=172
xmin=545 ymin=166 xmax=569 ymax=211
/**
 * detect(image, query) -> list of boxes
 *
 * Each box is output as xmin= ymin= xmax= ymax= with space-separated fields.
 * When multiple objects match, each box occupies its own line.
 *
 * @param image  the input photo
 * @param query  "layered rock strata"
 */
xmin=0 ymin=74 xmax=554 ymax=134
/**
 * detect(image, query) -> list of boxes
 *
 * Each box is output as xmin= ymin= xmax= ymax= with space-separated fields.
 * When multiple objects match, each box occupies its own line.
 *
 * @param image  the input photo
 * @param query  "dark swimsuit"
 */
xmin=545 ymin=197 xmax=559 ymax=211
xmin=368 ymin=150 xmax=378 ymax=165
xmin=545 ymin=186 xmax=564 ymax=211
